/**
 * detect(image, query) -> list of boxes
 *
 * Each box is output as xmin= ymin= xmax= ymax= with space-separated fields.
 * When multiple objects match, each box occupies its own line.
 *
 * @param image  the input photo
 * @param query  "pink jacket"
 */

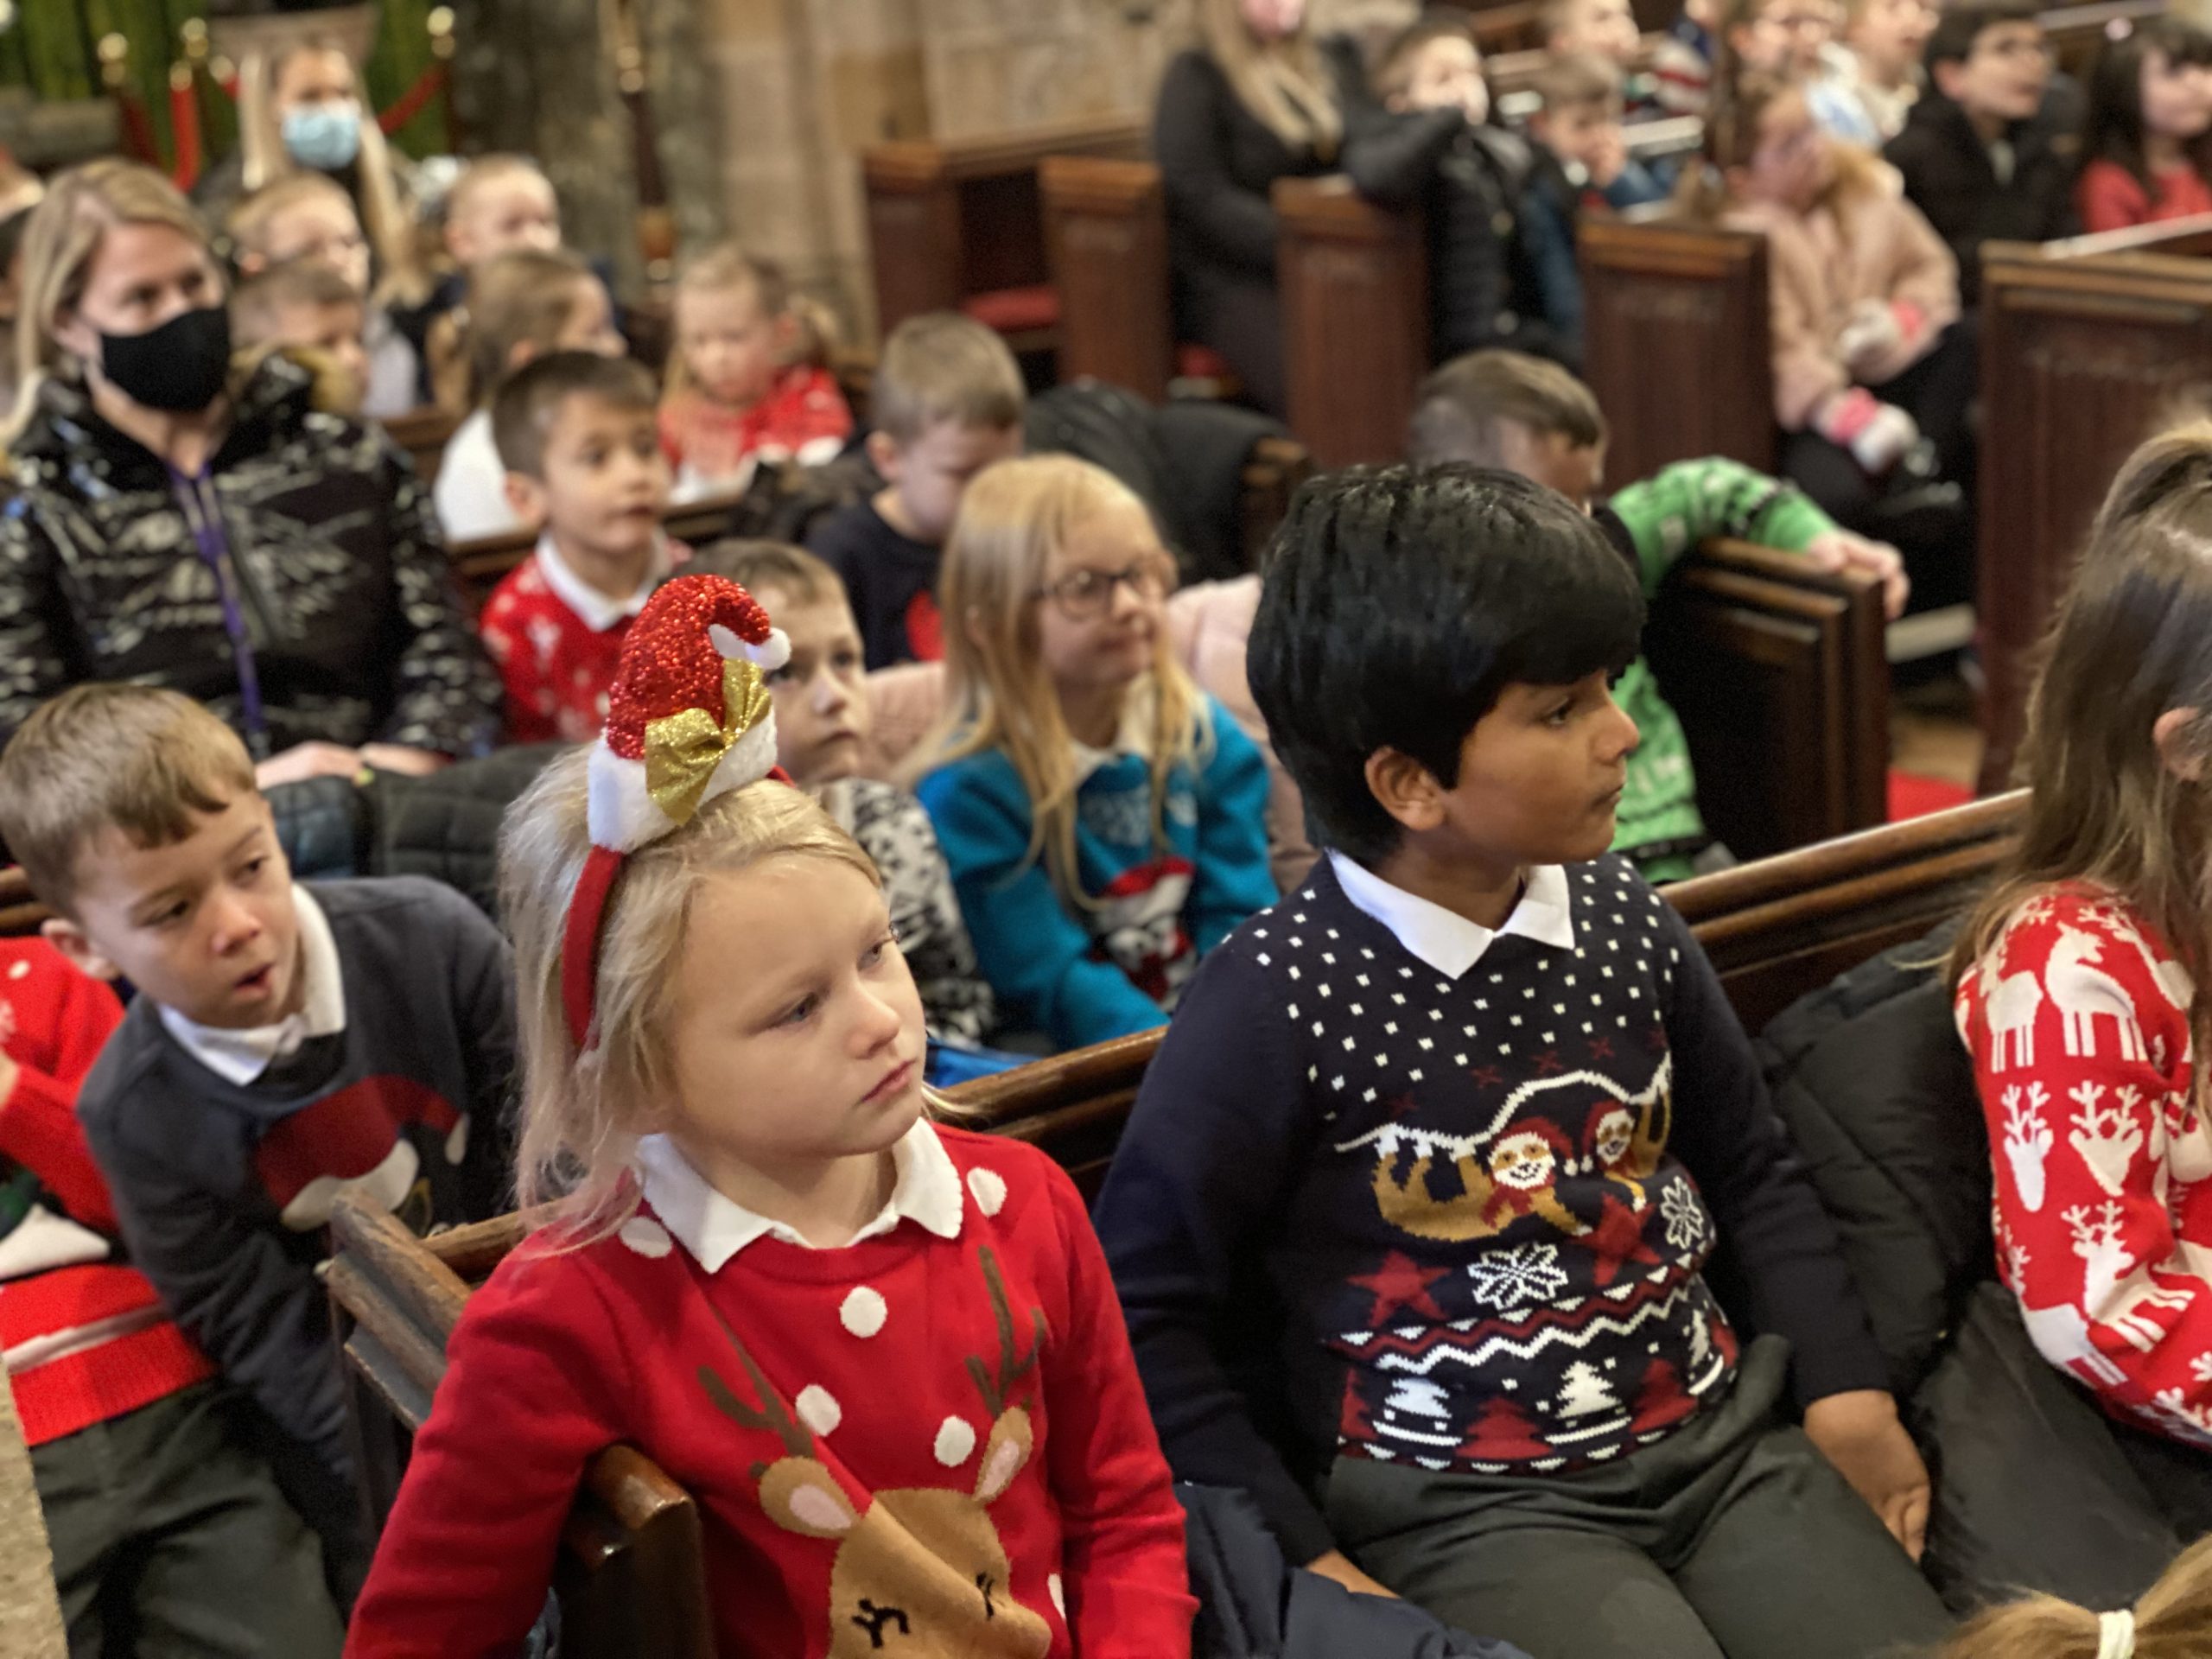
xmin=860 ymin=578 xmax=1317 ymax=895
xmin=1727 ymin=169 xmax=1960 ymax=430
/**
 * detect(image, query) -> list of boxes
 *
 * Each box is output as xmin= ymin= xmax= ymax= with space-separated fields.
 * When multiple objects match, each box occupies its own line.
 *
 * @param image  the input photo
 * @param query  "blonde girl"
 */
xmin=1950 ymin=425 xmax=2212 ymax=1558
xmin=227 ymin=35 xmax=423 ymax=308
xmin=909 ymin=456 xmax=1275 ymax=1050
xmin=430 ymin=246 xmax=624 ymax=543
xmin=1938 ymin=1535 xmax=2212 ymax=1659
xmin=660 ymin=243 xmax=852 ymax=497
xmin=346 ymin=574 xmax=1195 ymax=1656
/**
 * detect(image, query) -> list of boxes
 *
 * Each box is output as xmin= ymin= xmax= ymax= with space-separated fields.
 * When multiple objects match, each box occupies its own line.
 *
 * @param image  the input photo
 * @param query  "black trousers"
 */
xmin=32 ymin=1381 xmax=342 ymax=1658
xmin=1324 ymin=1338 xmax=1953 ymax=1659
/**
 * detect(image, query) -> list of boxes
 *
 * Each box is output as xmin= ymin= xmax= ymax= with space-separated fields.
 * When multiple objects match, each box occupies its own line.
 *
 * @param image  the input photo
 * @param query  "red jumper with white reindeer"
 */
xmin=345 ymin=1122 xmax=1196 ymax=1658
xmin=1956 ymin=882 xmax=2212 ymax=1446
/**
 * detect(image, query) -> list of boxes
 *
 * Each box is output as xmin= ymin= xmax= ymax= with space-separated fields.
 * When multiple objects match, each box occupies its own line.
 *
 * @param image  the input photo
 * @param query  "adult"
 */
xmin=198 ymin=35 xmax=424 ymax=310
xmin=0 ymin=160 xmax=499 ymax=785
xmin=1154 ymin=0 xmax=1350 ymax=419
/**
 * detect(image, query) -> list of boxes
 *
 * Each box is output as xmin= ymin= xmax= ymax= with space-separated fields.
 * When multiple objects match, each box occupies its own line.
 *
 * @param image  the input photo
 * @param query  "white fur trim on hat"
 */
xmin=585 ymin=714 xmax=780 ymax=853
xmin=708 ymin=622 xmax=791 ymax=672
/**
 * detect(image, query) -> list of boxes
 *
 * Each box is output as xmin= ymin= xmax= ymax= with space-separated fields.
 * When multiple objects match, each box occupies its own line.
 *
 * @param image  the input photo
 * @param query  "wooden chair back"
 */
xmin=1580 ymin=215 xmax=1777 ymax=486
xmin=379 ymin=407 xmax=462 ymax=487
xmin=861 ymin=117 xmax=1147 ymax=345
xmin=1974 ymin=214 xmax=2212 ymax=785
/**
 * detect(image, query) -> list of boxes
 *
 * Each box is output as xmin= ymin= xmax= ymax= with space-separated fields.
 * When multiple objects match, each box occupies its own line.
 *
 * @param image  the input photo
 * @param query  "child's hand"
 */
xmin=1586 ymin=127 xmax=1630 ymax=189
xmin=1801 ymin=530 xmax=1910 ymax=620
xmin=1814 ymin=390 xmax=1918 ymax=476
xmin=358 ymin=743 xmax=453 ymax=778
xmin=1802 ymin=1389 xmax=1930 ymax=1561
xmin=1835 ymin=298 xmax=1903 ymax=376
xmin=0 ymin=1049 xmax=18 ymax=1108
xmin=254 ymin=741 xmax=365 ymax=789
xmin=1305 ymin=1549 xmax=1401 ymax=1599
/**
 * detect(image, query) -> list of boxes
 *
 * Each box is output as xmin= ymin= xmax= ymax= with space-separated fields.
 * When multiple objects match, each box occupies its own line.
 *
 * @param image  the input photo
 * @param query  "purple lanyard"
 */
xmin=168 ymin=466 xmax=266 ymax=753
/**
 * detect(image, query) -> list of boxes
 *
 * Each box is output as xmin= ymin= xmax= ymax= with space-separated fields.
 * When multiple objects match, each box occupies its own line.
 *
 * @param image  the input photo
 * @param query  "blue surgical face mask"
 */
xmin=283 ymin=99 xmax=363 ymax=172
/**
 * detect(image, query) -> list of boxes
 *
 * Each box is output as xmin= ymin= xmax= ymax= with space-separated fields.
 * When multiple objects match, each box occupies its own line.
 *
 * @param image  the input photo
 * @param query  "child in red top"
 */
xmin=479 ymin=351 xmax=684 ymax=744
xmin=2077 ymin=17 xmax=2212 ymax=232
xmin=0 ymin=936 xmax=341 ymax=1653
xmin=349 ymin=575 xmax=1193 ymax=1657
xmin=1951 ymin=424 xmax=2212 ymax=1495
xmin=659 ymin=243 xmax=852 ymax=497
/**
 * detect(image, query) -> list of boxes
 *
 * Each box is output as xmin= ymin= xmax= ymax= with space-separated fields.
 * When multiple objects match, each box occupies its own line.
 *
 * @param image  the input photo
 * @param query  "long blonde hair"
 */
xmin=499 ymin=753 xmax=884 ymax=1233
xmin=1937 ymin=1535 xmax=2212 ymax=1659
xmin=9 ymin=159 xmax=223 ymax=437
xmin=236 ymin=37 xmax=424 ymax=305
xmin=1948 ymin=422 xmax=2212 ymax=1067
xmin=909 ymin=454 xmax=1205 ymax=908
xmin=1198 ymin=0 xmax=1344 ymax=156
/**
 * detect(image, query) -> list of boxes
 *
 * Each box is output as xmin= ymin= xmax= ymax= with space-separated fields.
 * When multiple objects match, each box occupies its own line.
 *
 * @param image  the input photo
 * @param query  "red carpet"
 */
xmin=1888 ymin=770 xmax=1974 ymax=822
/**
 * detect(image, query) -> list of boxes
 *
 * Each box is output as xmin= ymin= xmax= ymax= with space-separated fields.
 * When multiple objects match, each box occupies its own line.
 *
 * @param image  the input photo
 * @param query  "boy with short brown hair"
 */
xmin=804 ymin=312 xmax=1026 ymax=669
xmin=232 ymin=260 xmax=371 ymax=413
xmin=0 ymin=683 xmax=516 ymax=1599
xmin=480 ymin=350 xmax=676 ymax=743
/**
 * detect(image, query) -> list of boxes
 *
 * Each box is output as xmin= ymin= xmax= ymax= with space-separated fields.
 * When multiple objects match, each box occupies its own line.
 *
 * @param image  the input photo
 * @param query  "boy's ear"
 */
xmin=238 ymin=251 xmax=269 ymax=277
xmin=503 ymin=471 xmax=550 ymax=529
xmin=506 ymin=340 xmax=542 ymax=377
xmin=41 ymin=917 xmax=119 ymax=982
xmin=2155 ymin=707 xmax=2206 ymax=782
xmin=864 ymin=429 xmax=902 ymax=483
xmin=1364 ymin=747 xmax=1451 ymax=836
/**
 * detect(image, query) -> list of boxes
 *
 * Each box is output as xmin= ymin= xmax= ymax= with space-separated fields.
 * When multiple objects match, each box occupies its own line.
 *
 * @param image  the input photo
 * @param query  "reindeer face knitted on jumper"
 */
xmin=563 ymin=575 xmax=791 ymax=1048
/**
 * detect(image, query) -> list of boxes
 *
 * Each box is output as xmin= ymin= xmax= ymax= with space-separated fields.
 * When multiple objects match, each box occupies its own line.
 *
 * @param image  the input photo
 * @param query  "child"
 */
xmin=700 ymin=540 xmax=996 ymax=1054
xmin=1723 ymin=0 xmax=1879 ymax=147
xmin=661 ymin=244 xmax=853 ymax=497
xmin=1543 ymin=0 xmax=1662 ymax=118
xmin=1652 ymin=0 xmax=1720 ymax=117
xmin=1838 ymin=0 xmax=1936 ymax=141
xmin=232 ymin=260 xmax=372 ymax=415
xmin=433 ymin=246 xmax=626 ymax=543
xmin=1886 ymin=0 xmax=2074 ymax=304
xmin=1345 ymin=14 xmax=1558 ymax=366
xmin=910 ymin=455 xmax=1275 ymax=1051
xmin=1941 ymin=1534 xmax=2212 ymax=1659
xmin=1522 ymin=54 xmax=1673 ymax=364
xmin=2078 ymin=18 xmax=2212 ymax=232
xmin=804 ymin=313 xmax=1025 ymax=670
xmin=442 ymin=155 xmax=563 ymax=271
xmin=1950 ymin=425 xmax=2212 ymax=1527
xmin=0 ymin=937 xmax=343 ymax=1655
xmin=0 ymin=684 xmax=517 ymax=1593
xmin=1700 ymin=73 xmax=1975 ymax=603
xmin=346 ymin=574 xmax=1196 ymax=1655
xmin=226 ymin=173 xmax=421 ymax=416
xmin=1095 ymin=463 xmax=1951 ymax=1658
xmin=478 ymin=352 xmax=677 ymax=744
xmin=1407 ymin=348 xmax=1906 ymax=880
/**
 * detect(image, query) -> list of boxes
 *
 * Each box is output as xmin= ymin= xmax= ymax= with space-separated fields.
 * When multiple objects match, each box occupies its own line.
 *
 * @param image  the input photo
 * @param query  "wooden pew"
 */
xmin=1580 ymin=214 xmax=1777 ymax=486
xmin=379 ymin=407 xmax=461 ymax=488
xmin=443 ymin=488 xmax=757 ymax=615
xmin=862 ymin=116 xmax=1147 ymax=350
xmin=1974 ymin=213 xmax=2212 ymax=785
xmin=2041 ymin=0 xmax=2166 ymax=79
xmin=327 ymin=791 xmax=2026 ymax=1659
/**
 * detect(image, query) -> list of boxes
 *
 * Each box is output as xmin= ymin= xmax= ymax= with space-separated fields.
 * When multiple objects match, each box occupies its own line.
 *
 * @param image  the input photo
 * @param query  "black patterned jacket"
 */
xmin=0 ymin=357 xmax=500 ymax=759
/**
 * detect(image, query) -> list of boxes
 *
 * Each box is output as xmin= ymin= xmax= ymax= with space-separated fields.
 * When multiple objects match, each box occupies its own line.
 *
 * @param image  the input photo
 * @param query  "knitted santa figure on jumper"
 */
xmin=564 ymin=574 xmax=791 ymax=1046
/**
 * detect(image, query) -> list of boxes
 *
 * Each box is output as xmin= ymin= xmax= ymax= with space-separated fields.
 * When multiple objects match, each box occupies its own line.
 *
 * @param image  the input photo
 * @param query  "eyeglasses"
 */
xmin=1030 ymin=556 xmax=1174 ymax=620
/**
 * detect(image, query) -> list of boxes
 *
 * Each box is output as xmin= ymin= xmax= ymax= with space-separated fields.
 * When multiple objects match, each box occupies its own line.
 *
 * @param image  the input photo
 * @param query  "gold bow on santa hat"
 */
xmin=642 ymin=658 xmax=772 ymax=825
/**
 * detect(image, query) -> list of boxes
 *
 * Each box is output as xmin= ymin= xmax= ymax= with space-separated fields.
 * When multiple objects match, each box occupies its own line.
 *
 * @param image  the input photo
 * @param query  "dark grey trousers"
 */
xmin=1324 ymin=1338 xmax=1953 ymax=1659
xmin=32 ymin=1381 xmax=343 ymax=1659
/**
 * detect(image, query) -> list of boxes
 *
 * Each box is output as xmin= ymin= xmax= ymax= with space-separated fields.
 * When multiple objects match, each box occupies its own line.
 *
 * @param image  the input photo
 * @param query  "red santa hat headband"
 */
xmin=562 ymin=574 xmax=791 ymax=1051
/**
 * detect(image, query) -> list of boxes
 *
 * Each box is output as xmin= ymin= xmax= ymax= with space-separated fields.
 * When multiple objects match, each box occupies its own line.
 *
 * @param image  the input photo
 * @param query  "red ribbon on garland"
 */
xmin=168 ymin=64 xmax=203 ymax=191
xmin=378 ymin=62 xmax=448 ymax=135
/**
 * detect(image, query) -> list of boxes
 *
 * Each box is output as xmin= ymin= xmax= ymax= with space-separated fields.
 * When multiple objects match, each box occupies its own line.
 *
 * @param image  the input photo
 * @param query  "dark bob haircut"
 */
xmin=1249 ymin=464 xmax=1643 ymax=868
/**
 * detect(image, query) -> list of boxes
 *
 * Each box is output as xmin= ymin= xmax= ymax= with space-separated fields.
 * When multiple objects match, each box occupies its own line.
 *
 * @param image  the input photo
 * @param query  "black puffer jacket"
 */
xmin=0 ymin=355 xmax=501 ymax=760
xmin=1758 ymin=932 xmax=2196 ymax=1612
xmin=1885 ymin=92 xmax=2079 ymax=305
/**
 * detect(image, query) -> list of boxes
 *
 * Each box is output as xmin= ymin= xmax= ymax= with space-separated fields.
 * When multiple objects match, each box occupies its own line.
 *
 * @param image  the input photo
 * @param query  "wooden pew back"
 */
xmin=1974 ymin=214 xmax=2212 ymax=785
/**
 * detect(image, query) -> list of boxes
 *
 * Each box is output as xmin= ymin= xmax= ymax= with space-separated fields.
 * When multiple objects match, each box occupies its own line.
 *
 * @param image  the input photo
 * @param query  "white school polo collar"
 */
xmin=158 ymin=885 xmax=346 ymax=1086
xmin=632 ymin=1116 xmax=963 ymax=1273
xmin=532 ymin=531 xmax=670 ymax=634
xmin=1327 ymin=851 xmax=1576 ymax=981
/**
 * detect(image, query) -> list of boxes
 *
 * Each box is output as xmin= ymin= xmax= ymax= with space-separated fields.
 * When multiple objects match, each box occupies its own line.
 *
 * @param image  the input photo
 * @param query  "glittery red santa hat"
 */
xmin=563 ymin=574 xmax=791 ymax=1049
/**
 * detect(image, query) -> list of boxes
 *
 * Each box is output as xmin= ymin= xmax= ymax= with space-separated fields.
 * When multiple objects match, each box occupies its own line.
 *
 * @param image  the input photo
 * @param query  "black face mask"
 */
xmin=97 ymin=304 xmax=232 ymax=413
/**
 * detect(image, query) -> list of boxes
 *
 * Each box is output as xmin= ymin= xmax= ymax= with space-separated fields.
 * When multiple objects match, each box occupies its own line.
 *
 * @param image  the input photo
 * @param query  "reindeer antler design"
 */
xmin=964 ymin=1246 xmax=1049 ymax=1418
xmin=702 ymin=1306 xmax=815 ymax=1479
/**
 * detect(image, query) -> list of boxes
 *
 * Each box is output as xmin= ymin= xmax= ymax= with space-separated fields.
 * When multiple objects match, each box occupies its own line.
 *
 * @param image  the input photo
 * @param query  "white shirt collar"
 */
xmin=632 ymin=1117 xmax=964 ymax=1272
xmin=531 ymin=531 xmax=669 ymax=633
xmin=1070 ymin=676 xmax=1156 ymax=786
xmin=1327 ymin=850 xmax=1575 ymax=980
xmin=159 ymin=886 xmax=346 ymax=1086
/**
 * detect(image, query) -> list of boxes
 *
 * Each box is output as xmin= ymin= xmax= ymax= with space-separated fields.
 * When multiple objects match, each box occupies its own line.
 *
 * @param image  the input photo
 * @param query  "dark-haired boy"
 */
xmin=1409 ymin=349 xmax=1906 ymax=881
xmin=1095 ymin=467 xmax=1949 ymax=1659
xmin=479 ymin=349 xmax=677 ymax=744
xmin=1885 ymin=0 xmax=2075 ymax=303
